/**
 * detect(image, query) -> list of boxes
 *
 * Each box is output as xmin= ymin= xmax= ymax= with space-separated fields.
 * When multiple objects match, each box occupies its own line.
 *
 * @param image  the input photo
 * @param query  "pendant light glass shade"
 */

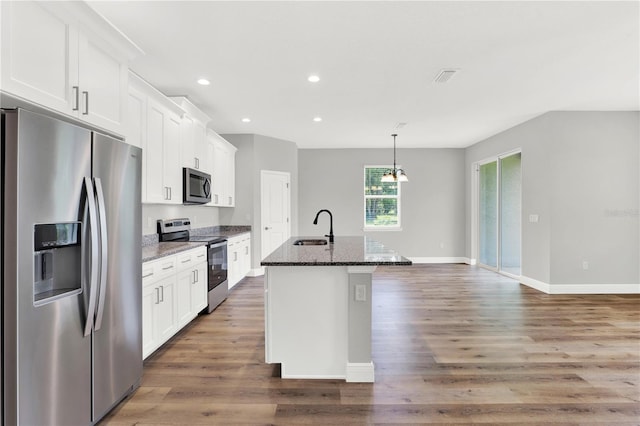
xmin=381 ymin=171 xmax=395 ymax=182
xmin=381 ymin=134 xmax=408 ymax=183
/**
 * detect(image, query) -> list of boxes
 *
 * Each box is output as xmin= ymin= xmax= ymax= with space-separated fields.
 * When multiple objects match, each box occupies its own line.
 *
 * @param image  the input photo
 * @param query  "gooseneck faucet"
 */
xmin=313 ymin=209 xmax=334 ymax=243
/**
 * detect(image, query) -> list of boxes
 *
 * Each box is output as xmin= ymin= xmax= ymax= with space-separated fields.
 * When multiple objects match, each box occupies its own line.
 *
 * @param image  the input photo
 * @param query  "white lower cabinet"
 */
xmin=142 ymin=246 xmax=207 ymax=359
xmin=228 ymin=233 xmax=251 ymax=289
xmin=176 ymin=248 xmax=208 ymax=328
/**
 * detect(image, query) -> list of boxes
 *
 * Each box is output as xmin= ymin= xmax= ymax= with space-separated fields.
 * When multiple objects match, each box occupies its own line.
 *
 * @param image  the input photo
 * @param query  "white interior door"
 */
xmin=261 ymin=170 xmax=291 ymax=260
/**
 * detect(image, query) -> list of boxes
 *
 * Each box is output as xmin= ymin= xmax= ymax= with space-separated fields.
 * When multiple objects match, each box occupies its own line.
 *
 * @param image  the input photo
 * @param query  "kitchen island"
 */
xmin=261 ymin=236 xmax=411 ymax=382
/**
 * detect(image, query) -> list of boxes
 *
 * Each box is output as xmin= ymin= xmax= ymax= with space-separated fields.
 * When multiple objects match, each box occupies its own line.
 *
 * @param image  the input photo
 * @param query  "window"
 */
xmin=364 ymin=166 xmax=401 ymax=229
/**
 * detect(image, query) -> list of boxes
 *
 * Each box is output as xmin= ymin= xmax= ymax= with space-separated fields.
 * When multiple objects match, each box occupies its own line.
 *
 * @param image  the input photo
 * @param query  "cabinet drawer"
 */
xmin=176 ymin=246 xmax=207 ymax=271
xmin=143 ymin=256 xmax=177 ymax=285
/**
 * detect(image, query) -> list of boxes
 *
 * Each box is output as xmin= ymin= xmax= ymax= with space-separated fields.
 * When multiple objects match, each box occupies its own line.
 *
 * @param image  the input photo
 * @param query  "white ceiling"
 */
xmin=89 ymin=1 xmax=639 ymax=149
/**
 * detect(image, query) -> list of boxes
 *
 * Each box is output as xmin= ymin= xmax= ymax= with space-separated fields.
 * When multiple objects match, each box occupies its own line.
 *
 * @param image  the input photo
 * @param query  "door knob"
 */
xmin=264 ymin=227 xmax=271 ymax=230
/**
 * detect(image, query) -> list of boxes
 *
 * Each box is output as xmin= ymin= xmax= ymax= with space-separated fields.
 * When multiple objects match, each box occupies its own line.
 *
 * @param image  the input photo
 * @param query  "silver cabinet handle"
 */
xmin=229 ymin=196 xmax=232 ymax=205
xmin=264 ymin=227 xmax=271 ymax=230
xmin=195 ymin=157 xmax=199 ymax=169
xmin=168 ymin=187 xmax=172 ymax=200
xmin=94 ymin=178 xmax=108 ymax=331
xmin=155 ymin=287 xmax=160 ymax=304
xmin=82 ymin=91 xmax=89 ymax=115
xmin=181 ymin=259 xmax=191 ymax=264
xmin=162 ymin=265 xmax=174 ymax=271
xmin=83 ymin=177 xmax=100 ymax=337
xmin=160 ymin=285 xmax=164 ymax=303
xmin=72 ymin=86 xmax=80 ymax=111
xmin=214 ymin=194 xmax=219 ymax=204
xmin=245 ymin=246 xmax=249 ymax=255
xmin=142 ymin=272 xmax=153 ymax=279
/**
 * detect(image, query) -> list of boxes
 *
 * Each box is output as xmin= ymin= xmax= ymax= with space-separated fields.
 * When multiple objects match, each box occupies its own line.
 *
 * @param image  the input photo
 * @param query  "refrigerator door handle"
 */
xmin=94 ymin=178 xmax=109 ymax=331
xmin=83 ymin=177 xmax=100 ymax=337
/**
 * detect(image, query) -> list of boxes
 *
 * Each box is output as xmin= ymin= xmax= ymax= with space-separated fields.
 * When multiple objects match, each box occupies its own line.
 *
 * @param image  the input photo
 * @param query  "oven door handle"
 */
xmin=208 ymin=241 xmax=227 ymax=249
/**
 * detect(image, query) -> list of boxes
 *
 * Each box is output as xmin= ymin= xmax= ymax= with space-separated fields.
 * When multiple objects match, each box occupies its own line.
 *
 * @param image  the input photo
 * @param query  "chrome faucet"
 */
xmin=313 ymin=209 xmax=334 ymax=243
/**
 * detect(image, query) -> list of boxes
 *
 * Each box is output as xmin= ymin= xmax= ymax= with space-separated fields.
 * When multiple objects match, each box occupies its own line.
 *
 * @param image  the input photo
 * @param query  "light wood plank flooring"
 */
xmin=101 ymin=264 xmax=640 ymax=425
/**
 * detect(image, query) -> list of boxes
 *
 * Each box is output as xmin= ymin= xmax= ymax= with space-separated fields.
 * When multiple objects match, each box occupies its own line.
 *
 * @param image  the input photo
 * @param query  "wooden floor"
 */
xmin=101 ymin=264 xmax=640 ymax=425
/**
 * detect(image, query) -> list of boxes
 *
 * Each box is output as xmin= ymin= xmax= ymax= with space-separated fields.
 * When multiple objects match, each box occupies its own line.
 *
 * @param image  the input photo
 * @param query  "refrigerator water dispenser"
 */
xmin=33 ymin=222 xmax=82 ymax=305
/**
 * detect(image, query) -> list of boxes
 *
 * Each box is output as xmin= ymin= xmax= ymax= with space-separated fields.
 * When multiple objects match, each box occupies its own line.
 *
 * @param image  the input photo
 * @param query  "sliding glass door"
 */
xmin=479 ymin=161 xmax=498 ymax=268
xmin=478 ymin=152 xmax=521 ymax=276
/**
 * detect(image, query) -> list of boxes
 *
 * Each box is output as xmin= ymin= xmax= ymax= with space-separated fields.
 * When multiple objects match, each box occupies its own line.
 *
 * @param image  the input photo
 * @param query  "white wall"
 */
xmin=465 ymin=111 xmax=639 ymax=291
xmin=298 ymin=148 xmax=466 ymax=259
xmin=221 ymin=134 xmax=299 ymax=268
xmin=142 ymin=204 xmax=220 ymax=235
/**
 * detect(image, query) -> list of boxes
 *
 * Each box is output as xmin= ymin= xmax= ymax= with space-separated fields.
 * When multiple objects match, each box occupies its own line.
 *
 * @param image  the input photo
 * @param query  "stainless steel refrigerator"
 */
xmin=1 ymin=108 xmax=142 ymax=425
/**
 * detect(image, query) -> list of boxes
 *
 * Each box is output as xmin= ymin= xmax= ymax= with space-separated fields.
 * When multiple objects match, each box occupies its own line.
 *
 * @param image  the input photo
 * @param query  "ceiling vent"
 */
xmin=394 ymin=122 xmax=407 ymax=129
xmin=434 ymin=69 xmax=459 ymax=83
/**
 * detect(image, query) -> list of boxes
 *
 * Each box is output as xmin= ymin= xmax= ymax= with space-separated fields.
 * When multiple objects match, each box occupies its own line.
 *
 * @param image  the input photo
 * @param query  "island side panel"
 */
xmin=264 ymin=266 xmax=349 ymax=379
xmin=346 ymin=266 xmax=376 ymax=382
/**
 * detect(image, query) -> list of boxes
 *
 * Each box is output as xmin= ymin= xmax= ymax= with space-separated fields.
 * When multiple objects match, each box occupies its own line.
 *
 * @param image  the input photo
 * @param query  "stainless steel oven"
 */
xmin=158 ymin=218 xmax=228 ymax=313
xmin=183 ymin=167 xmax=211 ymax=204
xmin=202 ymin=240 xmax=228 ymax=313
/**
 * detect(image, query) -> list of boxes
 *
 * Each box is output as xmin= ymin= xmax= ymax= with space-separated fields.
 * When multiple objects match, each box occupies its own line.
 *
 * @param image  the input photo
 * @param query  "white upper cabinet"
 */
xmin=128 ymin=72 xmax=184 ymax=204
xmin=209 ymin=131 xmax=237 ymax=207
xmin=169 ymin=96 xmax=213 ymax=174
xmin=0 ymin=1 xmax=141 ymax=135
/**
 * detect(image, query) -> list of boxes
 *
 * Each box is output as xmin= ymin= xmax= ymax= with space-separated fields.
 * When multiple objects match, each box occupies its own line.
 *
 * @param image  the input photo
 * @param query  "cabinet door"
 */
xmin=228 ymin=238 xmax=240 ymax=289
xmin=212 ymin=137 xmax=236 ymax=207
xmin=125 ymin=84 xmax=146 ymax=149
xmin=180 ymin=115 xmax=197 ymax=170
xmin=144 ymin=100 xmax=167 ymax=203
xmin=154 ymin=276 xmax=177 ymax=344
xmin=193 ymin=121 xmax=207 ymax=171
xmin=142 ymin=283 xmax=157 ymax=359
xmin=0 ymin=1 xmax=77 ymax=114
xmin=176 ymin=269 xmax=194 ymax=328
xmin=227 ymin=147 xmax=236 ymax=207
xmin=163 ymin=112 xmax=183 ymax=204
xmin=191 ymin=262 xmax=208 ymax=313
xmin=212 ymin=139 xmax=226 ymax=206
xmin=77 ymin=32 xmax=128 ymax=133
xmin=242 ymin=237 xmax=252 ymax=277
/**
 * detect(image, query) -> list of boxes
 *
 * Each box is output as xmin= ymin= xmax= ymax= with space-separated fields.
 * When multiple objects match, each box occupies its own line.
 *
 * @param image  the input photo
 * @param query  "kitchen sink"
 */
xmin=293 ymin=239 xmax=328 ymax=246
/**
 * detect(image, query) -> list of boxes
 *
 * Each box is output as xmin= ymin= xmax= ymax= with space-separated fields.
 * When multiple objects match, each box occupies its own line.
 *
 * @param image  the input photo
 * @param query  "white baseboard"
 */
xmin=520 ymin=275 xmax=551 ymax=293
xmin=467 ymin=258 xmax=477 ymax=265
xmin=409 ymin=257 xmax=470 ymax=264
xmin=247 ymin=267 xmax=265 ymax=277
xmin=346 ymin=362 xmax=375 ymax=383
xmin=520 ymin=275 xmax=640 ymax=294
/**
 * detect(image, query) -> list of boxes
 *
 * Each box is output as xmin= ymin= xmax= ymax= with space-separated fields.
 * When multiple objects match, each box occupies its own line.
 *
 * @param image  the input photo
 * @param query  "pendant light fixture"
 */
xmin=381 ymin=133 xmax=408 ymax=182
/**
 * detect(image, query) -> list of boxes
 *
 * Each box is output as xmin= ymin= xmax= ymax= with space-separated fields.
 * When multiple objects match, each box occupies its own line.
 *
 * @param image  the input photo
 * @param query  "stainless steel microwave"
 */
xmin=183 ymin=167 xmax=211 ymax=204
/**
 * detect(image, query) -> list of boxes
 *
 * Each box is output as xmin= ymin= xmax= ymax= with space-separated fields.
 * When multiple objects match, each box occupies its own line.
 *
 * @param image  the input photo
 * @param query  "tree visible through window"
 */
xmin=364 ymin=166 xmax=400 ymax=228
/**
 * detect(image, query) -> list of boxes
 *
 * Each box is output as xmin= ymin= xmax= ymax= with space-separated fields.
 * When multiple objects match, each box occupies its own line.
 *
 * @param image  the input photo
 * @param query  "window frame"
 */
xmin=363 ymin=165 xmax=402 ymax=231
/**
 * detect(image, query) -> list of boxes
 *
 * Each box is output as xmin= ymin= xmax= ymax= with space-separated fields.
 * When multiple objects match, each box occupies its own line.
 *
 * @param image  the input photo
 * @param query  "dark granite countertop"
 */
xmin=142 ymin=241 xmax=208 ymax=263
xmin=142 ymin=225 xmax=252 ymax=263
xmin=261 ymin=236 xmax=412 ymax=266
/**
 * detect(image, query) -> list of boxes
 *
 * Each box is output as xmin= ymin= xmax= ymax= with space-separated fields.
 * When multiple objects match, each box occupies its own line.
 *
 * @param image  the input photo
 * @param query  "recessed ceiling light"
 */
xmin=313 ymin=117 xmax=322 ymax=122
xmin=197 ymin=78 xmax=210 ymax=86
xmin=307 ymin=75 xmax=320 ymax=83
xmin=241 ymin=118 xmax=251 ymax=123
